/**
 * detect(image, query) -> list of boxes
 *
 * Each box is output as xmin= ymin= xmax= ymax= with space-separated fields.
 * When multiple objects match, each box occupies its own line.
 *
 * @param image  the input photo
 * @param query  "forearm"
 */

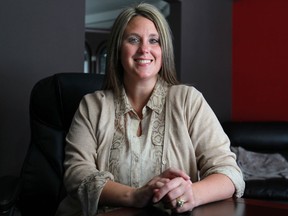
xmin=99 ymin=180 xmax=136 ymax=207
xmin=99 ymin=176 xmax=172 ymax=209
xmin=192 ymin=173 xmax=235 ymax=207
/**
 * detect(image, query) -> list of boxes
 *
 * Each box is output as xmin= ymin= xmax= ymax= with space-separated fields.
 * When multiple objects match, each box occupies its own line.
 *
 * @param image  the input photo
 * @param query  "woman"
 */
xmin=56 ymin=3 xmax=244 ymax=216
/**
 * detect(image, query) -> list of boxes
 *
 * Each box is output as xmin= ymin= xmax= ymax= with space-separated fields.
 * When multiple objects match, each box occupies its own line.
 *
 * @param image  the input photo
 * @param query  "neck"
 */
xmin=124 ymin=78 xmax=157 ymax=117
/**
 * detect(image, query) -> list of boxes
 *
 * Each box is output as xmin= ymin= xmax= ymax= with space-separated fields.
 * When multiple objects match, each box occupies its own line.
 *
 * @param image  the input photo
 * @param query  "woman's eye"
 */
xmin=127 ymin=37 xmax=140 ymax=44
xmin=149 ymin=38 xmax=159 ymax=44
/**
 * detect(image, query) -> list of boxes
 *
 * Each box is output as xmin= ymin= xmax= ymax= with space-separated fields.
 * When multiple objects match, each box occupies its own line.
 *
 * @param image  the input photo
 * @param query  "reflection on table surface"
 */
xmin=97 ymin=198 xmax=288 ymax=216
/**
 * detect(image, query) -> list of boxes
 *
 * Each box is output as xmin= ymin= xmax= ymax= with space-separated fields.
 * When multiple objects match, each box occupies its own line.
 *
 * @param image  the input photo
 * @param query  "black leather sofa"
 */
xmin=222 ymin=121 xmax=288 ymax=201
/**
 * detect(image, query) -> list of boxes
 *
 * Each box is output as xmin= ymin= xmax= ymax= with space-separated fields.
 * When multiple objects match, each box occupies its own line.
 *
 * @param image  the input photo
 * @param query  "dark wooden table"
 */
xmin=97 ymin=198 xmax=288 ymax=216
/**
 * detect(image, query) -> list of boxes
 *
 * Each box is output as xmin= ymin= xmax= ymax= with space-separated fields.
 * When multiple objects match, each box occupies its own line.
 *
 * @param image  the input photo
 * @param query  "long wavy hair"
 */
xmin=104 ymin=3 xmax=179 ymax=96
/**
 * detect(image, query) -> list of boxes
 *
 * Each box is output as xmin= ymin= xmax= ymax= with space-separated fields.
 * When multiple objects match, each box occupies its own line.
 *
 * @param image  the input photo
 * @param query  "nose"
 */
xmin=138 ymin=42 xmax=149 ymax=54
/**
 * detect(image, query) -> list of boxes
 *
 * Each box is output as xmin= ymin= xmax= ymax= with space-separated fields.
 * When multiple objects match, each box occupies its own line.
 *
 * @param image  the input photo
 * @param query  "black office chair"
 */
xmin=0 ymin=73 xmax=105 ymax=216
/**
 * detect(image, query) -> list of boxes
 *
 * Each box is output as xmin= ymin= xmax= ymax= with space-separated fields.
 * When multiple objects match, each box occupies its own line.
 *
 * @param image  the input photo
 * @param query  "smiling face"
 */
xmin=121 ymin=16 xmax=162 ymax=84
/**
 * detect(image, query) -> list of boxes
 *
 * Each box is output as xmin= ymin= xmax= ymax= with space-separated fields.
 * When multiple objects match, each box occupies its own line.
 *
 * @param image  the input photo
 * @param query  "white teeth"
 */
xmin=136 ymin=59 xmax=151 ymax=64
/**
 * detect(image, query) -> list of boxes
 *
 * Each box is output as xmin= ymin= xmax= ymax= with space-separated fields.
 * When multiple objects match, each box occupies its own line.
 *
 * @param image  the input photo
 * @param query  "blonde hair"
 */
xmin=104 ymin=3 xmax=179 ymax=96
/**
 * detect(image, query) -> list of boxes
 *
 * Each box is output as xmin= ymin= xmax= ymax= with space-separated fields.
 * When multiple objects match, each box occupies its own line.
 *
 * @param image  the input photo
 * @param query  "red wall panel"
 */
xmin=232 ymin=0 xmax=288 ymax=121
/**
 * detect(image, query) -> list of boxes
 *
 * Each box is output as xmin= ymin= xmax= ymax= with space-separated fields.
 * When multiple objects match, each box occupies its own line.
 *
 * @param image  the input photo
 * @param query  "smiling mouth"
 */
xmin=135 ymin=59 xmax=152 ymax=64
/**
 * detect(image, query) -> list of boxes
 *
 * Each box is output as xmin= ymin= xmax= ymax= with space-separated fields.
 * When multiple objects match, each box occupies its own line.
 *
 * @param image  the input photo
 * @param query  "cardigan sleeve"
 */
xmin=63 ymin=91 xmax=115 ymax=216
xmin=186 ymin=87 xmax=245 ymax=197
xmin=168 ymin=85 xmax=245 ymax=198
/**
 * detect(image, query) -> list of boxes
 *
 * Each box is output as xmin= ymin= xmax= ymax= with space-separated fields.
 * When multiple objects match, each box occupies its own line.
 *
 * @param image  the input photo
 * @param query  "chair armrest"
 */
xmin=0 ymin=175 xmax=22 ymax=213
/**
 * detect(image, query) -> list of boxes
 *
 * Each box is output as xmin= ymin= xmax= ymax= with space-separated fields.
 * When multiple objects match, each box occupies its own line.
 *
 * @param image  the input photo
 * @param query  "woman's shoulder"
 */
xmin=81 ymin=90 xmax=114 ymax=108
xmin=169 ymin=84 xmax=203 ymax=98
xmin=74 ymin=90 xmax=115 ymax=125
xmin=84 ymin=89 xmax=113 ymax=98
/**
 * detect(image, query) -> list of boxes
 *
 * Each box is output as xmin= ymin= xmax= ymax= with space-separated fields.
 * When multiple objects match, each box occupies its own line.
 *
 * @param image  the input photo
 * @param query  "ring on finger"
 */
xmin=176 ymin=197 xmax=185 ymax=208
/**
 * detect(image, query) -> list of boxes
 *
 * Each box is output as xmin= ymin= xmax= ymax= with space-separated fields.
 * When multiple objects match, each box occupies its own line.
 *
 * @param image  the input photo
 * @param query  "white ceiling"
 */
xmin=85 ymin=0 xmax=170 ymax=29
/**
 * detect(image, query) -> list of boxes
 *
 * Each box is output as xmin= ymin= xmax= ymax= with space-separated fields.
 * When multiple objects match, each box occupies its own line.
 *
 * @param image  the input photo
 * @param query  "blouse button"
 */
xmin=162 ymin=160 xmax=167 ymax=165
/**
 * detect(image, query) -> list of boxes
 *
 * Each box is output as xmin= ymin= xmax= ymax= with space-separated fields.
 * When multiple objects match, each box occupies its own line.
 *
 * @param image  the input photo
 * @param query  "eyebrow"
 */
xmin=125 ymin=33 xmax=159 ymax=38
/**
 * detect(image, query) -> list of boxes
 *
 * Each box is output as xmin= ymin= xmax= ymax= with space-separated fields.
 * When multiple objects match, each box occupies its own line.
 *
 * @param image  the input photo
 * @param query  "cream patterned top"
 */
xmin=110 ymin=79 xmax=167 ymax=187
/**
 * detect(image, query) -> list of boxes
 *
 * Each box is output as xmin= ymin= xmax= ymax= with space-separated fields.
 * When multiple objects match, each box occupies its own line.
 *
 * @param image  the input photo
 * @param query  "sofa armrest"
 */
xmin=244 ymin=178 xmax=288 ymax=201
xmin=0 ymin=175 xmax=22 ymax=214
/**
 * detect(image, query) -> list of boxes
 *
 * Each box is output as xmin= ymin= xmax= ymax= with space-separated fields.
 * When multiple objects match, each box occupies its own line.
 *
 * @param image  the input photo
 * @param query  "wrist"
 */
xmin=130 ymin=187 xmax=147 ymax=208
xmin=131 ymin=187 xmax=154 ymax=208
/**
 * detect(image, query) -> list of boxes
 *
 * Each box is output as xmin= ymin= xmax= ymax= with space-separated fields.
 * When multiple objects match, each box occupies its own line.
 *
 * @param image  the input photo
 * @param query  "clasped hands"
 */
xmin=133 ymin=168 xmax=195 ymax=213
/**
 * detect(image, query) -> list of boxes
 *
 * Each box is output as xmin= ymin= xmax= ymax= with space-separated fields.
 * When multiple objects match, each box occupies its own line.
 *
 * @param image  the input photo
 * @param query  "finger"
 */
xmin=161 ymin=193 xmax=187 ymax=210
xmin=160 ymin=168 xmax=190 ymax=180
xmin=154 ymin=181 xmax=165 ymax=189
xmin=150 ymin=177 xmax=170 ymax=187
xmin=153 ymin=178 xmax=171 ymax=194
xmin=155 ymin=178 xmax=170 ymax=187
xmin=153 ymin=177 xmax=185 ymax=202
xmin=173 ymin=197 xmax=188 ymax=213
xmin=147 ymin=176 xmax=161 ymax=185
